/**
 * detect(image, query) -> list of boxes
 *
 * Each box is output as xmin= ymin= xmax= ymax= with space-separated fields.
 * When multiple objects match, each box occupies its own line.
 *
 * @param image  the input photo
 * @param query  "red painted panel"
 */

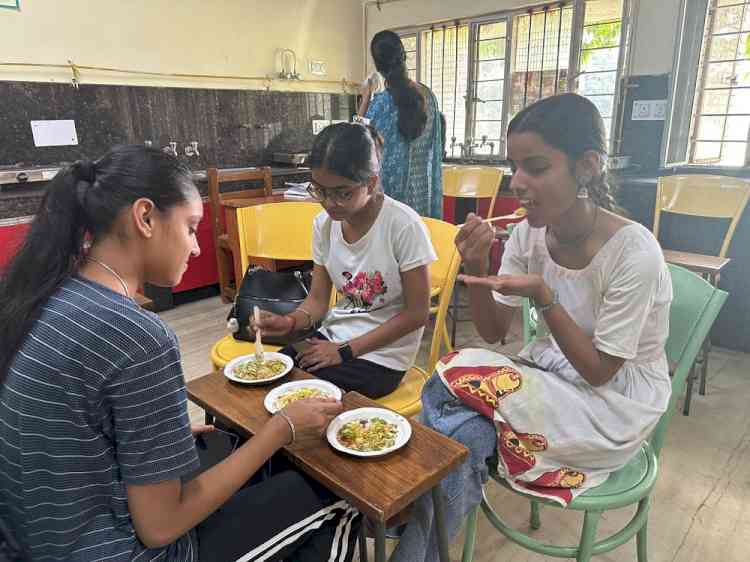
xmin=172 ymin=201 xmax=219 ymax=293
xmin=0 ymin=222 xmax=31 ymax=272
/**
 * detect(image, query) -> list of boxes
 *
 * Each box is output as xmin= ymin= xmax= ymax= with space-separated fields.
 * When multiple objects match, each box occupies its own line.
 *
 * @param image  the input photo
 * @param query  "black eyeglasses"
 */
xmin=306 ymin=182 xmax=365 ymax=203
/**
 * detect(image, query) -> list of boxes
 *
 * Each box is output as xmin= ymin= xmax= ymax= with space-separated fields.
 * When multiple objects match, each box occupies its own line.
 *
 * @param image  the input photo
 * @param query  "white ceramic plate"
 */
xmin=327 ymin=407 xmax=412 ymax=458
xmin=264 ymin=380 xmax=343 ymax=414
xmin=224 ymin=352 xmax=293 ymax=385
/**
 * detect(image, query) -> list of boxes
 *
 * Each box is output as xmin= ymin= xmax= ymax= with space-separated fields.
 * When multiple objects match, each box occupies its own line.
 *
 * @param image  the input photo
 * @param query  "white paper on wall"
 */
xmin=30 ymin=120 xmax=79 ymax=147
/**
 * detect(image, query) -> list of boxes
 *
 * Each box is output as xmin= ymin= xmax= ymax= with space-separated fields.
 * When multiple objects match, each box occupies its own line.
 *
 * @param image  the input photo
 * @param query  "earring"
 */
xmin=577 ymin=176 xmax=590 ymax=199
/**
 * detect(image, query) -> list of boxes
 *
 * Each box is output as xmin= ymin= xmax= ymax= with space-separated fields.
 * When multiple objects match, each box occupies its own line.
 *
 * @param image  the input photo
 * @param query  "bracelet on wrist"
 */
xmin=276 ymin=410 xmax=296 ymax=445
xmin=296 ymin=306 xmax=314 ymax=330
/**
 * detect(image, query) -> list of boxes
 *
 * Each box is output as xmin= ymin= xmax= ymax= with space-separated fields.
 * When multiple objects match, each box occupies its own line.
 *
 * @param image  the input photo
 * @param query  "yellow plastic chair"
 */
xmin=443 ymin=166 xmax=504 ymax=346
xmin=653 ymin=174 xmax=750 ymax=259
xmin=210 ymin=202 xmax=322 ymax=371
xmin=653 ymin=174 xmax=749 ymax=410
xmin=375 ymin=218 xmax=462 ymax=417
xmin=443 ymin=166 xmax=504 ymax=219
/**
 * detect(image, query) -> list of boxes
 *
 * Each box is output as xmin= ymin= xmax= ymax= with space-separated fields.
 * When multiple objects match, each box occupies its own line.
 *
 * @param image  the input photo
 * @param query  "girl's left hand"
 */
xmin=458 ymin=273 xmax=552 ymax=302
xmin=297 ymin=339 xmax=343 ymax=372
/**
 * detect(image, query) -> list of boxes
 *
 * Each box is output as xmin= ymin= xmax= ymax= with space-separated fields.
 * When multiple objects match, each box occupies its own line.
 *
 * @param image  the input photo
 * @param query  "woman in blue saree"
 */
xmin=358 ymin=30 xmax=444 ymax=219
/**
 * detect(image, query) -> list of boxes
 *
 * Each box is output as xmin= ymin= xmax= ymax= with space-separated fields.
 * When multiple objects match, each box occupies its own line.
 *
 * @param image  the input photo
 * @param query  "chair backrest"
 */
xmin=443 ymin=166 xmax=504 ymax=219
xmin=422 ymin=217 xmax=462 ymax=372
xmin=207 ymin=167 xmax=273 ymax=240
xmin=650 ymin=264 xmax=728 ymax=455
xmin=235 ymin=202 xmax=321 ymax=274
xmin=653 ymin=175 xmax=750 ymax=257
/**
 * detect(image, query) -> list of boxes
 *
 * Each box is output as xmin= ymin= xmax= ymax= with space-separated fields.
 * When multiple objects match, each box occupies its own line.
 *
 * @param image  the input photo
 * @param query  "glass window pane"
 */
xmin=406 ymin=51 xmax=417 ymax=70
xmin=697 ymin=115 xmax=727 ymax=140
xmin=713 ymin=5 xmax=744 ymax=34
xmin=603 ymin=117 xmax=612 ymax=142
xmin=701 ymin=90 xmax=731 ymax=114
xmin=479 ymin=22 xmax=506 ymax=40
xmin=734 ymin=59 xmax=750 ymax=85
xmin=476 ymin=80 xmax=503 ymax=101
xmin=581 ymin=47 xmax=620 ymax=72
xmin=474 ymin=121 xmax=503 ymax=139
xmin=584 ymin=0 xmax=623 ymax=25
xmin=744 ymin=5 xmax=750 ymax=30
xmin=477 ymin=59 xmax=505 ymax=80
xmin=720 ymin=141 xmax=747 ymax=165
xmin=705 ymin=61 xmax=736 ymax=87
xmin=476 ymin=100 xmax=504 ymax=121
xmin=408 ymin=69 xmax=417 ymax=82
xmin=578 ymin=70 xmax=617 ymax=94
xmin=586 ymin=94 xmax=614 ymax=118
xmin=401 ymin=35 xmax=417 ymax=51
xmin=693 ymin=141 xmax=722 ymax=162
xmin=582 ymin=21 xmax=622 ymax=49
xmin=737 ymin=32 xmax=750 ymax=59
xmin=724 ymin=115 xmax=750 ymax=140
xmin=729 ymin=88 xmax=750 ymax=113
xmin=478 ymin=38 xmax=506 ymax=60
xmin=709 ymin=33 xmax=741 ymax=61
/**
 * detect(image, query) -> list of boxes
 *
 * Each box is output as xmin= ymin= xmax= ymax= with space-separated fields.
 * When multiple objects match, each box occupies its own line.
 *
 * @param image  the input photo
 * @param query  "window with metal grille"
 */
xmin=402 ymin=34 xmax=418 ymax=81
xmin=578 ymin=0 xmax=624 ymax=143
xmin=690 ymin=0 xmax=750 ymax=166
xmin=399 ymin=0 xmax=626 ymax=159
xmin=510 ymin=6 xmax=573 ymax=116
xmin=419 ymin=24 xmax=471 ymax=158
xmin=470 ymin=20 xmax=510 ymax=157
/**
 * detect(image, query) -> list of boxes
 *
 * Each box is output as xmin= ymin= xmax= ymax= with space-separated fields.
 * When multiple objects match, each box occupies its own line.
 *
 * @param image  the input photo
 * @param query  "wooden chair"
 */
xmin=207 ymin=167 xmax=273 ymax=302
xmin=653 ymin=174 xmax=749 ymax=412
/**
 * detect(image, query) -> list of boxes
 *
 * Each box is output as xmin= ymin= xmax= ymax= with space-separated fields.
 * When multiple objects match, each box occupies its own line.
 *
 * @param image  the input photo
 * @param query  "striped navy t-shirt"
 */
xmin=0 ymin=276 xmax=200 ymax=561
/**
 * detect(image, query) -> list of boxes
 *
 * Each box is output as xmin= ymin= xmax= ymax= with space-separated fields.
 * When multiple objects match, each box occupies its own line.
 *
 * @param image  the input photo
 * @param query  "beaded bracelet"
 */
xmin=276 ymin=410 xmax=296 ymax=445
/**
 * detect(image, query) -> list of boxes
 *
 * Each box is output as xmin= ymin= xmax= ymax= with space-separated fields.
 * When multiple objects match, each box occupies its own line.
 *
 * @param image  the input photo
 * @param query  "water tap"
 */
xmin=185 ymin=141 xmax=200 ymax=158
xmin=163 ymin=142 xmax=178 ymax=157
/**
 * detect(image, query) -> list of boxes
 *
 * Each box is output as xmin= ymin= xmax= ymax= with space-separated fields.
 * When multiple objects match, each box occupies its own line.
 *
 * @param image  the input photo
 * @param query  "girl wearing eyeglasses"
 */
xmin=252 ymin=123 xmax=437 ymax=399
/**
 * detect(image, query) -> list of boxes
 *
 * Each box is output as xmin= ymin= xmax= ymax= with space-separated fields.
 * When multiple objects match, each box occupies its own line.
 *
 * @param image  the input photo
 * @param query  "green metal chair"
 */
xmin=461 ymin=264 xmax=728 ymax=562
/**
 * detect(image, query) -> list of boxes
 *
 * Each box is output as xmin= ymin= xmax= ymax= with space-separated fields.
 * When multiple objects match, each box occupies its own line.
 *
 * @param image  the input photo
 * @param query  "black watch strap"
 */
xmin=338 ymin=343 xmax=355 ymax=362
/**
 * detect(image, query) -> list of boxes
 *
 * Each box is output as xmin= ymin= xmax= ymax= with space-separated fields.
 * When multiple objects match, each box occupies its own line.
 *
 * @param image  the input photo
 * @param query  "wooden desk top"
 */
xmin=187 ymin=369 xmax=468 ymax=522
xmin=663 ymin=249 xmax=730 ymax=276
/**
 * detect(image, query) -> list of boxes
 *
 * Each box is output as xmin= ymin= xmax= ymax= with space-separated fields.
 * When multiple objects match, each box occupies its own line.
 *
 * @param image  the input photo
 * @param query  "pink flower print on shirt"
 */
xmin=341 ymin=270 xmax=388 ymax=311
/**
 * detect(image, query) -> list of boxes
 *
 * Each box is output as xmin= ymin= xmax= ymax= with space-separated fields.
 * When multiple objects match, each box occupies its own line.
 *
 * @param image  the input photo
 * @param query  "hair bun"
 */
xmin=73 ymin=160 xmax=97 ymax=184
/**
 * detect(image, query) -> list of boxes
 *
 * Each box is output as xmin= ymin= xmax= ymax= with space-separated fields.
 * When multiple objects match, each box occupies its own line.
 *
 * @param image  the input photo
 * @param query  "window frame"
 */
xmin=687 ymin=0 xmax=750 ymax=167
xmin=396 ymin=0 xmax=629 ymax=161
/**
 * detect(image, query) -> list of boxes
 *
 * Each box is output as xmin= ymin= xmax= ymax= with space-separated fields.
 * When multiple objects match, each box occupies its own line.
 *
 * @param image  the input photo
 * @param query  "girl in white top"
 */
xmin=390 ymin=93 xmax=672 ymax=562
xmin=253 ymin=123 xmax=436 ymax=398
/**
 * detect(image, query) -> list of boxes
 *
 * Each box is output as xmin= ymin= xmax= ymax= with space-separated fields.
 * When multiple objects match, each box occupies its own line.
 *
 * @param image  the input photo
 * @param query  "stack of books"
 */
xmin=283 ymin=182 xmax=312 ymax=200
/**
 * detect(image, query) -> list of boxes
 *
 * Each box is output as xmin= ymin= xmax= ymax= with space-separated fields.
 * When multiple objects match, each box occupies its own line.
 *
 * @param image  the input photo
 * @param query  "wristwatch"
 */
xmin=338 ymin=343 xmax=355 ymax=362
xmin=532 ymin=290 xmax=559 ymax=314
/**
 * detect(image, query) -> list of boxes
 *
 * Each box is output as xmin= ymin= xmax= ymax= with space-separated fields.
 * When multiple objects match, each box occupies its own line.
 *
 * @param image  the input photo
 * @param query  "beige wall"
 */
xmin=364 ymin=0 xmax=682 ymax=77
xmin=0 ymin=0 xmax=363 ymax=93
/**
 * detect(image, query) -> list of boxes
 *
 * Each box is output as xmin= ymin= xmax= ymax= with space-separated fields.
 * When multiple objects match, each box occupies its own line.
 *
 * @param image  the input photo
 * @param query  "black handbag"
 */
xmin=227 ymin=266 xmax=316 ymax=345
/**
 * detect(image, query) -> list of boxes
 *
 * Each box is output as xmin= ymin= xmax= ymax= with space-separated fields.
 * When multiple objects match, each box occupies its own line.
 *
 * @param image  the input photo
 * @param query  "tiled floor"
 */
xmin=161 ymin=291 xmax=750 ymax=562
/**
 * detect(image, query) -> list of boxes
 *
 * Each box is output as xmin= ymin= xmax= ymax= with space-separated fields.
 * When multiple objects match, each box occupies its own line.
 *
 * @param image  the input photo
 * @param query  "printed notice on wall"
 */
xmin=30 ymin=120 xmax=79 ymax=147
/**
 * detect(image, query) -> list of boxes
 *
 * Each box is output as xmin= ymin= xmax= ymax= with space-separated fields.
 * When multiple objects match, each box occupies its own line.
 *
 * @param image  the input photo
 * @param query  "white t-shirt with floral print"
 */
xmin=313 ymin=196 xmax=437 ymax=370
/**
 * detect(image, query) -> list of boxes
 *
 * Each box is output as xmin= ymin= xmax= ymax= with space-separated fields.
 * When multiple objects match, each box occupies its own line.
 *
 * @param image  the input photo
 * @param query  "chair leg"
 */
xmin=530 ymin=500 xmax=541 ymax=530
xmin=683 ymin=363 xmax=695 ymax=416
xmin=636 ymin=500 xmax=649 ymax=562
xmin=358 ymin=521 xmax=368 ymax=562
xmin=461 ymin=506 xmax=479 ymax=562
xmin=576 ymin=510 xmax=602 ymax=562
xmin=699 ymin=336 xmax=710 ymax=396
xmin=450 ymin=284 xmax=459 ymax=348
